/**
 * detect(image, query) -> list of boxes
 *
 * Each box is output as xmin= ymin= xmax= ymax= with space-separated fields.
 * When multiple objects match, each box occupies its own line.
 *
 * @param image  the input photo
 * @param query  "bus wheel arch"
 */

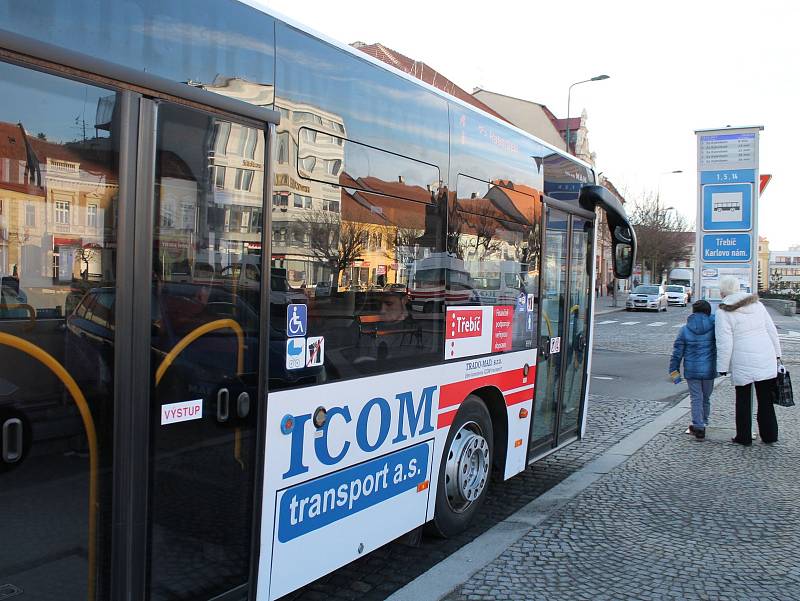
xmin=430 ymin=390 xmax=503 ymax=537
xmin=471 ymin=386 xmax=508 ymax=476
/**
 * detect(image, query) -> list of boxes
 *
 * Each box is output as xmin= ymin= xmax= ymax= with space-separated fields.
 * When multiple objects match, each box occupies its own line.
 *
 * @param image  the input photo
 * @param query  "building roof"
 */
xmin=351 ymin=42 xmax=508 ymax=122
xmin=552 ymin=117 xmax=582 ymax=132
xmin=598 ymin=176 xmax=625 ymax=204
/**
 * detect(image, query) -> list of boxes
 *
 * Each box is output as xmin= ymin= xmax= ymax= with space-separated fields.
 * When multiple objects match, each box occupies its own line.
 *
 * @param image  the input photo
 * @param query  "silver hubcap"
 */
xmin=444 ymin=421 xmax=490 ymax=513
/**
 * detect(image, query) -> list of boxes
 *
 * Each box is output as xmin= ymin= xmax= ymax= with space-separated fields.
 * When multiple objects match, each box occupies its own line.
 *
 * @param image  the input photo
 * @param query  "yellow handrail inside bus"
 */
xmin=0 ymin=303 xmax=36 ymax=330
xmin=0 ymin=332 xmax=98 ymax=601
xmin=155 ymin=318 xmax=244 ymax=386
xmin=155 ymin=318 xmax=247 ymax=470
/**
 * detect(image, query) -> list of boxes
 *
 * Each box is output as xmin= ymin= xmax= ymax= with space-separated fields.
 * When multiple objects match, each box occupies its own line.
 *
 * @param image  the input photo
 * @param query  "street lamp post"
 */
xmin=566 ymin=74 xmax=609 ymax=154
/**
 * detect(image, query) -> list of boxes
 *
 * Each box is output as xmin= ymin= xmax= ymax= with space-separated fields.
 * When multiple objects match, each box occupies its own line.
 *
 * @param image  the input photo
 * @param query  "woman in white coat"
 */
xmin=715 ymin=276 xmax=782 ymax=445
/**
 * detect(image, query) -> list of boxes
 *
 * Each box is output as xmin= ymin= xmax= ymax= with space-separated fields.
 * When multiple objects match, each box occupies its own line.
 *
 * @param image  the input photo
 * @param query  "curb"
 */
xmin=594 ymin=306 xmax=626 ymax=316
xmin=385 ymin=395 xmax=692 ymax=601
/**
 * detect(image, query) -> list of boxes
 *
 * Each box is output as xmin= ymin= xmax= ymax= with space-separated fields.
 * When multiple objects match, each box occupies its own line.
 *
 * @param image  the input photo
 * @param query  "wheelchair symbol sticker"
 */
xmin=287 ymin=304 xmax=307 ymax=337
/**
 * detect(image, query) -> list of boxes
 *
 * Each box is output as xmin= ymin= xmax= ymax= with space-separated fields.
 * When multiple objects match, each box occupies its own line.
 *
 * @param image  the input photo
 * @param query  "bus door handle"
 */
xmin=2 ymin=417 xmax=22 ymax=463
xmin=217 ymin=388 xmax=230 ymax=422
xmin=539 ymin=337 xmax=550 ymax=360
xmin=575 ymin=331 xmax=586 ymax=354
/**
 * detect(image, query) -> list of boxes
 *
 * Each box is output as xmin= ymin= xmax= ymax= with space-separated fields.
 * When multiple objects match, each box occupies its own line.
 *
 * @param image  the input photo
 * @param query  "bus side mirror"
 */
xmin=614 ymin=242 xmax=633 ymax=279
xmin=578 ymin=185 xmax=637 ymax=280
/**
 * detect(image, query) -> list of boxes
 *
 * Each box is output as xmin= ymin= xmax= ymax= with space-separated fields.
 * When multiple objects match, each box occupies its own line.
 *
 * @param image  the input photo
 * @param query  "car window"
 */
xmin=633 ymin=286 xmax=660 ymax=294
xmin=666 ymin=286 xmax=684 ymax=292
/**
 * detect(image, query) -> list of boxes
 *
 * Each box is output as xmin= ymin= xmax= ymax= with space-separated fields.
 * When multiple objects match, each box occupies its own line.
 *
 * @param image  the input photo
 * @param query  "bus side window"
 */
xmin=449 ymin=206 xmax=539 ymax=351
xmin=268 ymin=186 xmax=446 ymax=388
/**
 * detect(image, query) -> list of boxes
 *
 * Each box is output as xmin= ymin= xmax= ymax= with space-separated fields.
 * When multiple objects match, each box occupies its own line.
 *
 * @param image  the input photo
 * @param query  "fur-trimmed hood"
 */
xmin=718 ymin=292 xmax=759 ymax=312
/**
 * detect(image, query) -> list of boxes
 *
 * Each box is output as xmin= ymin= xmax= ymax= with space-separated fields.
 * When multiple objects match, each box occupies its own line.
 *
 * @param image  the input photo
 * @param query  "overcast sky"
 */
xmin=257 ymin=0 xmax=799 ymax=250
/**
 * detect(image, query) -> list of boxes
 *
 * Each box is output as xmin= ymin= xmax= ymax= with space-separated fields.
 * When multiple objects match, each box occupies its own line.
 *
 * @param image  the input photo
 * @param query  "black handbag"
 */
xmin=775 ymin=362 xmax=795 ymax=407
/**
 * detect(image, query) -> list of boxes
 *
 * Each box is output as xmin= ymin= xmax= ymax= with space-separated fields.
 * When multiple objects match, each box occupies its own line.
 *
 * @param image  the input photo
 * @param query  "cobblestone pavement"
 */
xmin=281 ymin=396 xmax=673 ymax=601
xmin=446 ymin=377 xmax=800 ymax=601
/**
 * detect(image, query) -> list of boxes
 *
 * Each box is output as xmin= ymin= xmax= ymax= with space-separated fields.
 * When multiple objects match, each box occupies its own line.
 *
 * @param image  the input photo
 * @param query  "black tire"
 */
xmin=430 ymin=395 xmax=493 ymax=537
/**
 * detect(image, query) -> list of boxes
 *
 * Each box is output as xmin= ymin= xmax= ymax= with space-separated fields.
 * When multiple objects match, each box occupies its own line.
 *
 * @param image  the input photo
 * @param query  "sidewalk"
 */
xmin=388 ymin=378 xmax=800 ymax=601
xmin=594 ymin=293 xmax=627 ymax=315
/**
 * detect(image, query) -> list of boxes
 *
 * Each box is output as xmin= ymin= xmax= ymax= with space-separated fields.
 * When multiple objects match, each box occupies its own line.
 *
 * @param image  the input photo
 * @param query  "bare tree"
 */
xmin=769 ymin=268 xmax=787 ymax=294
xmin=74 ymin=245 xmax=99 ymax=280
xmin=629 ymin=192 xmax=691 ymax=282
xmin=304 ymin=210 xmax=371 ymax=289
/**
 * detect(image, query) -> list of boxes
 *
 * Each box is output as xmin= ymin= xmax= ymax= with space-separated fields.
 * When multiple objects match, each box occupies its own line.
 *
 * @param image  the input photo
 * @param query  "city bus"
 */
xmin=0 ymin=3 xmax=636 ymax=600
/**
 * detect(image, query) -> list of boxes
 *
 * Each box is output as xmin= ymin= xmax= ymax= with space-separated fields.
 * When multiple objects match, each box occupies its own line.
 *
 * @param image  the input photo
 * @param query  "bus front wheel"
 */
xmin=430 ymin=395 xmax=493 ymax=537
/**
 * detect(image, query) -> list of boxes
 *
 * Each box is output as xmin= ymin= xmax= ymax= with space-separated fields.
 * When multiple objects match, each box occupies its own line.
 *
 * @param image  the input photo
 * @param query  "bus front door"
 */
xmin=142 ymin=101 xmax=267 ymax=601
xmin=529 ymin=206 xmax=593 ymax=457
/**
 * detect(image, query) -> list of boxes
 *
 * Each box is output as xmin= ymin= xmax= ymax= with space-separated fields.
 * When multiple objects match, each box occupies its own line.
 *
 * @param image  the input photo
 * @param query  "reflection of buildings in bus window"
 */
xmin=453 ymin=180 xmax=541 ymax=291
xmin=150 ymin=77 xmax=269 ymax=281
xmin=270 ymin=96 xmax=442 ymax=291
xmin=0 ymin=120 xmax=118 ymax=310
xmin=269 ymin=96 xmax=346 ymax=288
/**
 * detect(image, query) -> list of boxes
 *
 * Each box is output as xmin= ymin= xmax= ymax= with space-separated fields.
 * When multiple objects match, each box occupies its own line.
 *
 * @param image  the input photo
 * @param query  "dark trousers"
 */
xmin=734 ymin=379 xmax=778 ymax=443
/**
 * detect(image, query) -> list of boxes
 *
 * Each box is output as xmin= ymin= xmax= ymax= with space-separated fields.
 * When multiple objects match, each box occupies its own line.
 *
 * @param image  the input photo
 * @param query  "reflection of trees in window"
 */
xmin=75 ymin=245 xmax=99 ymax=279
xmin=384 ymin=226 xmax=424 ymax=272
xmin=304 ymin=210 xmax=371 ymax=288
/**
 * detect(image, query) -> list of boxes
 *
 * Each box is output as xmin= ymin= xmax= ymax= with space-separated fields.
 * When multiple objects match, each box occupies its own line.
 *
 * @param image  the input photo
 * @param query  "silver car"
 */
xmin=626 ymin=284 xmax=668 ymax=312
xmin=665 ymin=285 xmax=688 ymax=307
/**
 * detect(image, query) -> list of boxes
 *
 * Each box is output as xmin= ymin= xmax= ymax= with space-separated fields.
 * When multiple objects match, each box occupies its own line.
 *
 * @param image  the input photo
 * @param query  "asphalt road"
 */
xmin=589 ymin=349 xmax=687 ymax=401
xmin=589 ymin=304 xmax=692 ymax=402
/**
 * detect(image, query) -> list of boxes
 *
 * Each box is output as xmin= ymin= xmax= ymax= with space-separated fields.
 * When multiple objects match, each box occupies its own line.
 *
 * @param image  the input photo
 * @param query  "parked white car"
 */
xmin=665 ymin=285 xmax=688 ymax=307
xmin=626 ymin=284 xmax=668 ymax=312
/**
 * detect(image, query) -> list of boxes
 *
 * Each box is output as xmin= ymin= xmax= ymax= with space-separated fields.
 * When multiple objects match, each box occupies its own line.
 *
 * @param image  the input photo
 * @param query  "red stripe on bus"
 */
xmin=439 ymin=368 xmax=528 ymax=409
xmin=437 ymin=409 xmax=458 ymax=429
xmin=505 ymin=388 xmax=534 ymax=406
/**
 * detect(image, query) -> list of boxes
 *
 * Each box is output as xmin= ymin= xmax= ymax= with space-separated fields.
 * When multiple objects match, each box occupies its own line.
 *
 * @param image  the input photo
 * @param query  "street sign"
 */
xmin=695 ymin=126 xmax=763 ymax=300
xmin=701 ymin=182 xmax=752 ymax=231
xmin=702 ymin=233 xmax=751 ymax=262
xmin=759 ymin=174 xmax=772 ymax=196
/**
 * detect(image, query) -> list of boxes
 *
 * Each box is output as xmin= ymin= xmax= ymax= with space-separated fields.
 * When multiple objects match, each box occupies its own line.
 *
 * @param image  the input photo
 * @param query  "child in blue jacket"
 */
xmin=669 ymin=300 xmax=716 ymax=440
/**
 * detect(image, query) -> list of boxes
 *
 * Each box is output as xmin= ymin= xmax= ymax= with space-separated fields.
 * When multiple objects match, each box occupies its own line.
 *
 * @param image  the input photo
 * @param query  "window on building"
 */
xmin=323 ymin=199 xmax=339 ymax=212
xmin=87 ymin=204 xmax=98 ymax=228
xmin=293 ymin=111 xmax=323 ymax=125
xmin=214 ymin=165 xmax=226 ymax=189
xmin=300 ymin=128 xmax=317 ymax=144
xmin=213 ymin=121 xmax=231 ymax=155
xmin=293 ymin=193 xmax=311 ymax=209
xmin=243 ymin=128 xmax=258 ymax=159
xmin=325 ymin=159 xmax=342 ymax=177
xmin=55 ymin=200 xmax=70 ymax=225
xmin=25 ymin=203 xmax=35 ymax=227
xmin=273 ymin=193 xmax=288 ymax=210
xmin=276 ymin=132 xmax=289 ymax=164
xmin=300 ymin=156 xmax=316 ymax=173
xmin=234 ymin=169 xmax=254 ymax=191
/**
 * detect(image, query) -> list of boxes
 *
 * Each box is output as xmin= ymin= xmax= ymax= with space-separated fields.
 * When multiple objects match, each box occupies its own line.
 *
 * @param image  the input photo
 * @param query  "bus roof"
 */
xmin=238 ymin=0 xmax=595 ymax=175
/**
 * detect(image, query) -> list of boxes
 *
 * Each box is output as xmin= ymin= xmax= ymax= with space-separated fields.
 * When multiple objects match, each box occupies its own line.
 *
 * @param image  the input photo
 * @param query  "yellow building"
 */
xmin=758 ymin=236 xmax=770 ymax=291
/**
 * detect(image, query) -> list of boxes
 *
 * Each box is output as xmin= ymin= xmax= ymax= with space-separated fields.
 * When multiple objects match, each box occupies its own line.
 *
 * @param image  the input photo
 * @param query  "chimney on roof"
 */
xmin=351 ymin=41 xmax=367 ymax=48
